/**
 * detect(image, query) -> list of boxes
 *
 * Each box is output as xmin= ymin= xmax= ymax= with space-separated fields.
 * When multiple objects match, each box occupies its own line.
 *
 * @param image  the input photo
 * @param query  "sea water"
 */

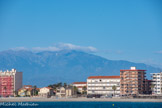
xmin=0 ymin=102 xmax=162 ymax=108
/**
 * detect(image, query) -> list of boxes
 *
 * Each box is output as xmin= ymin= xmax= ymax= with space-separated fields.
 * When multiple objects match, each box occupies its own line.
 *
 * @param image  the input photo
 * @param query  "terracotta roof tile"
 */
xmin=88 ymin=76 xmax=120 ymax=79
xmin=73 ymin=82 xmax=87 ymax=84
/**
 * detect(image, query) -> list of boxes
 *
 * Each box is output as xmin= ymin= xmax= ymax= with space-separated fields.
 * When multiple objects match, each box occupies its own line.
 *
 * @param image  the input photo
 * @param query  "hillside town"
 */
xmin=0 ymin=67 xmax=162 ymax=99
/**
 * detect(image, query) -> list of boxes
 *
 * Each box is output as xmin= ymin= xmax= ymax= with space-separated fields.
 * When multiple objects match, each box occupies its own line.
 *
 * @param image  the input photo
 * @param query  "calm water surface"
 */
xmin=0 ymin=102 xmax=162 ymax=108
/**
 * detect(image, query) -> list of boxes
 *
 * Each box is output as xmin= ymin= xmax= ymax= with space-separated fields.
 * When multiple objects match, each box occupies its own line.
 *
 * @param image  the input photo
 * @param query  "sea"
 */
xmin=0 ymin=102 xmax=162 ymax=108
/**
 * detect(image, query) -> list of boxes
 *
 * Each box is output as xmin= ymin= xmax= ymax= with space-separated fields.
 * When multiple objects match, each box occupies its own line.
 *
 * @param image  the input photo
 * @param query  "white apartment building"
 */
xmin=87 ymin=76 xmax=120 ymax=95
xmin=151 ymin=72 xmax=162 ymax=95
xmin=0 ymin=69 xmax=22 ymax=97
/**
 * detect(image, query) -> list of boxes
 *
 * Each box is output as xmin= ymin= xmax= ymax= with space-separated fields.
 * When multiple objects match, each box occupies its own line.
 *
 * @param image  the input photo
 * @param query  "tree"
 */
xmin=25 ymin=89 xmax=29 ymax=97
xmin=13 ymin=90 xmax=18 ymax=97
xmin=112 ymin=85 xmax=117 ymax=96
xmin=57 ymin=82 xmax=62 ymax=87
xmin=63 ymin=83 xmax=67 ymax=88
xmin=82 ymin=86 xmax=87 ymax=95
xmin=33 ymin=85 xmax=37 ymax=96
xmin=151 ymin=84 xmax=155 ymax=94
xmin=73 ymin=86 xmax=78 ymax=94
xmin=3 ymin=86 xmax=7 ymax=97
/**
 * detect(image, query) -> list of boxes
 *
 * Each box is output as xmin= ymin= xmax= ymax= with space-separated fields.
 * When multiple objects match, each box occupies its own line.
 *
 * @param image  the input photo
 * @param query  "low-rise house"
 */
xmin=72 ymin=82 xmax=87 ymax=94
xmin=18 ymin=88 xmax=34 ymax=97
xmin=38 ymin=87 xmax=53 ymax=98
xmin=56 ymin=87 xmax=66 ymax=97
xmin=66 ymin=87 xmax=74 ymax=97
xmin=56 ymin=86 xmax=74 ymax=97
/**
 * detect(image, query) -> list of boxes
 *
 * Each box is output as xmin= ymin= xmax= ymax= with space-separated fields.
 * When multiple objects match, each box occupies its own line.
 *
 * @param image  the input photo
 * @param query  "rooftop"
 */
xmin=73 ymin=82 xmax=87 ymax=84
xmin=88 ymin=76 xmax=120 ymax=79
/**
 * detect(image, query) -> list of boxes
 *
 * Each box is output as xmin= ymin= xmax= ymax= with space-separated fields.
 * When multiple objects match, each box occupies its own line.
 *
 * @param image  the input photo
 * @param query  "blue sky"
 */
xmin=0 ymin=0 xmax=162 ymax=67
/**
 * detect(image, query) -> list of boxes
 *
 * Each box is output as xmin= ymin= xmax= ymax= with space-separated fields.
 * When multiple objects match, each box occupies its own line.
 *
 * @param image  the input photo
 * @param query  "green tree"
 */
xmin=25 ymin=89 xmax=29 ymax=97
xmin=73 ymin=86 xmax=78 ymax=94
xmin=33 ymin=85 xmax=37 ymax=96
xmin=82 ymin=86 xmax=87 ymax=94
xmin=151 ymin=84 xmax=155 ymax=94
xmin=112 ymin=85 xmax=117 ymax=96
xmin=13 ymin=90 xmax=18 ymax=97
xmin=63 ymin=83 xmax=67 ymax=88
xmin=3 ymin=86 xmax=7 ymax=97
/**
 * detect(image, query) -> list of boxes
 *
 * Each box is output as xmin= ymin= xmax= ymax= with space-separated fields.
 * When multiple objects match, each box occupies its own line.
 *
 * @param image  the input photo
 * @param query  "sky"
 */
xmin=0 ymin=0 xmax=162 ymax=68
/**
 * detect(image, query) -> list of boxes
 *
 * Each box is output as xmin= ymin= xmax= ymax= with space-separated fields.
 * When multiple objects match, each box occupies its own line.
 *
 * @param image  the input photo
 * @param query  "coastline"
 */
xmin=0 ymin=97 xmax=162 ymax=102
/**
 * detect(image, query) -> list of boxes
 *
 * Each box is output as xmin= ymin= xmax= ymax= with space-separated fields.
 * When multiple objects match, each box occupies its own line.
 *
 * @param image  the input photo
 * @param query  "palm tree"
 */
xmin=4 ymin=86 xmax=7 ymax=97
xmin=33 ymin=85 xmax=37 ymax=96
xmin=112 ymin=85 xmax=116 ymax=96
xmin=151 ymin=84 xmax=155 ymax=94
xmin=25 ymin=89 xmax=29 ymax=97
xmin=82 ymin=86 xmax=87 ymax=95
xmin=73 ymin=86 xmax=78 ymax=95
xmin=13 ymin=90 xmax=18 ymax=97
xmin=63 ymin=83 xmax=67 ymax=88
xmin=57 ymin=82 xmax=62 ymax=87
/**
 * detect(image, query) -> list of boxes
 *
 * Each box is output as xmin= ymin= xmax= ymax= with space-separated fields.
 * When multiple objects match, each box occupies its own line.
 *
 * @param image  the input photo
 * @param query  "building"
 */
xmin=87 ymin=76 xmax=120 ymax=96
xmin=120 ymin=67 xmax=146 ymax=96
xmin=0 ymin=69 xmax=22 ymax=97
xmin=72 ymin=82 xmax=87 ymax=93
xmin=151 ymin=72 xmax=162 ymax=95
xmin=38 ymin=87 xmax=54 ymax=98
xmin=18 ymin=88 xmax=33 ymax=97
xmin=56 ymin=87 xmax=66 ymax=97
xmin=56 ymin=86 xmax=74 ymax=97
xmin=18 ymin=85 xmax=39 ymax=97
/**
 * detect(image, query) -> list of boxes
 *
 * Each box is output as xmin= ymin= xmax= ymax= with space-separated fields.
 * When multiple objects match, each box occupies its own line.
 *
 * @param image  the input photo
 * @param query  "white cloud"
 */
xmin=32 ymin=46 xmax=60 ymax=52
xmin=156 ymin=51 xmax=162 ymax=54
xmin=10 ymin=47 xmax=29 ymax=51
xmin=56 ymin=43 xmax=97 ymax=52
xmin=10 ymin=43 xmax=98 ymax=53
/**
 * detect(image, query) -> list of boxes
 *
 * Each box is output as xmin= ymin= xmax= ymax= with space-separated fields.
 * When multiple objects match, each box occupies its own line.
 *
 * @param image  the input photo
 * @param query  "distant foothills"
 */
xmin=0 ymin=49 xmax=161 ymax=87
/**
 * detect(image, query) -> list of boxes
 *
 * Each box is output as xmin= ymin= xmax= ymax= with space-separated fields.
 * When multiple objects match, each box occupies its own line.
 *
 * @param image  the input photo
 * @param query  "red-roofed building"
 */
xmin=87 ymin=75 xmax=120 ymax=95
xmin=38 ymin=87 xmax=54 ymax=98
xmin=72 ymin=82 xmax=87 ymax=93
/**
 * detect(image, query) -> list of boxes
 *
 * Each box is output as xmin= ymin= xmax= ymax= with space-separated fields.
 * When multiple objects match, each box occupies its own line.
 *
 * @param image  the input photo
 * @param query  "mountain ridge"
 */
xmin=0 ymin=50 xmax=160 ymax=87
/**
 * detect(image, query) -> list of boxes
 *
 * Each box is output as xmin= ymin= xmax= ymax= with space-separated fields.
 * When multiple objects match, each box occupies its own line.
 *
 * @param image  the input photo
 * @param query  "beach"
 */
xmin=0 ymin=97 xmax=162 ymax=102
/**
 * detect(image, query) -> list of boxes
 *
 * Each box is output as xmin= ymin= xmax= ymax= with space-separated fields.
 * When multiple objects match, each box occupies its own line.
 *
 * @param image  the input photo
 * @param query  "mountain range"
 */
xmin=0 ymin=50 xmax=161 ymax=87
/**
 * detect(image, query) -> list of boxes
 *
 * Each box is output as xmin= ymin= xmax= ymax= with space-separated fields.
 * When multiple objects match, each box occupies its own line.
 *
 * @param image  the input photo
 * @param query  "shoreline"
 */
xmin=0 ymin=97 xmax=162 ymax=102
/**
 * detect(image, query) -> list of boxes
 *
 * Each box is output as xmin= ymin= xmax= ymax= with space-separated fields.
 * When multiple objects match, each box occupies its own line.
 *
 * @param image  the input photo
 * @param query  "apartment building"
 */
xmin=0 ymin=69 xmax=22 ymax=97
xmin=87 ymin=76 xmax=120 ymax=95
xmin=120 ymin=67 xmax=146 ymax=95
xmin=151 ymin=72 xmax=162 ymax=95
xmin=72 ymin=82 xmax=87 ymax=93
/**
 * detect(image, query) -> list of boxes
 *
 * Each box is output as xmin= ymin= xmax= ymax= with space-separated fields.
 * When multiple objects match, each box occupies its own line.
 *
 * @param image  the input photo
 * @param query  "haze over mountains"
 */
xmin=0 ymin=49 xmax=161 ymax=87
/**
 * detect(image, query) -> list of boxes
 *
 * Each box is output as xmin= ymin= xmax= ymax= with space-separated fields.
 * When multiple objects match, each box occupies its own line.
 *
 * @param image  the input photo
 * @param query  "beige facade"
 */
xmin=120 ymin=67 xmax=146 ymax=95
xmin=56 ymin=87 xmax=74 ymax=97
xmin=38 ymin=87 xmax=53 ymax=97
